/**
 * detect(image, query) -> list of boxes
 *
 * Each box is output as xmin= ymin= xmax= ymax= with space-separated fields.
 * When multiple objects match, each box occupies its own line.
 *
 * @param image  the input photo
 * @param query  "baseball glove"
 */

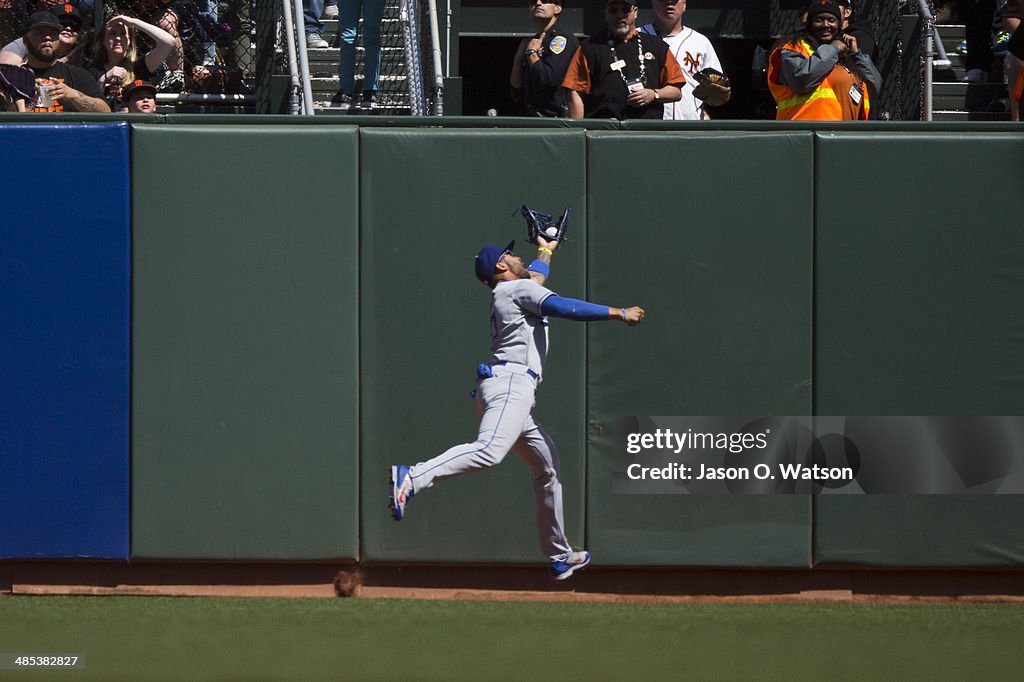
xmin=692 ymin=67 xmax=732 ymax=107
xmin=520 ymin=204 xmax=571 ymax=245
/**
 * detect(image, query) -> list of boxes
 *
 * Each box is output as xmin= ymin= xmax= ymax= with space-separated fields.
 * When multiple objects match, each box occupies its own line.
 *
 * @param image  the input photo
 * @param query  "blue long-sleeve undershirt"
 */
xmin=541 ymin=295 xmax=610 ymax=321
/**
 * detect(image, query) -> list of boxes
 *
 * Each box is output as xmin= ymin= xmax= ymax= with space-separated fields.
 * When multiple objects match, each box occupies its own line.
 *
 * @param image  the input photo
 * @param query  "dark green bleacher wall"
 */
xmin=585 ymin=131 xmax=814 ymax=566
xmin=812 ymin=132 xmax=1024 ymax=566
xmin=131 ymin=125 xmax=360 ymax=559
xmin=359 ymin=128 xmax=588 ymax=562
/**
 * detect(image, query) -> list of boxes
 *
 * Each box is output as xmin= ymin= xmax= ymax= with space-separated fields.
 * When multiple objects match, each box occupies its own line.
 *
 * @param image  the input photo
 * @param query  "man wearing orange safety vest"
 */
xmin=768 ymin=0 xmax=881 ymax=120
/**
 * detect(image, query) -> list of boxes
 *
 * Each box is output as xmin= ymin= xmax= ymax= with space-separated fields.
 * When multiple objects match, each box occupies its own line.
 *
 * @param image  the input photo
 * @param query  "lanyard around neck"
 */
xmin=609 ymin=35 xmax=646 ymax=86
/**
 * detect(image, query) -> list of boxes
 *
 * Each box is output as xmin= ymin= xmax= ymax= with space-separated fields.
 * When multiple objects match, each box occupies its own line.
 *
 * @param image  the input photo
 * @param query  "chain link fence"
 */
xmin=102 ymin=0 xmax=255 ymax=99
xmin=4 ymin=0 xmax=444 ymax=113
xmin=2 ymin=0 xmax=256 ymax=102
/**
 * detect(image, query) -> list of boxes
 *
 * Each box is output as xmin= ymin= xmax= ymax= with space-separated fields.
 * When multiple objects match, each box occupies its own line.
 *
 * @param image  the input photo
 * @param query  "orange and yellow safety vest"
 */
xmin=768 ymin=39 xmax=870 ymax=120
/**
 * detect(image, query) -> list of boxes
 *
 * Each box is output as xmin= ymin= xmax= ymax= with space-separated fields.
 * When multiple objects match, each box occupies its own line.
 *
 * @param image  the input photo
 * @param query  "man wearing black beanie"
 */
xmin=766 ymin=0 xmax=880 ymax=120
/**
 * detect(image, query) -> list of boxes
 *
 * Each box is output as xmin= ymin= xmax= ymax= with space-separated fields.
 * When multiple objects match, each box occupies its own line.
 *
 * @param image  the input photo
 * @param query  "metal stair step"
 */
xmin=310 ymin=74 xmax=408 ymax=87
xmin=305 ymin=46 xmax=406 ymax=67
xmin=931 ymin=81 xmax=1012 ymax=115
xmin=935 ymin=24 xmax=966 ymax=53
xmin=308 ymin=32 xmax=405 ymax=49
xmin=933 ymin=108 xmax=1011 ymax=121
xmin=314 ymin=18 xmax=403 ymax=38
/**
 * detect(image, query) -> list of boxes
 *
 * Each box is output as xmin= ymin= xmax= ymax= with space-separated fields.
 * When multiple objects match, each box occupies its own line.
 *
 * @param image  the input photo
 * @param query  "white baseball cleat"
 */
xmin=389 ymin=465 xmax=414 ymax=521
xmin=550 ymin=550 xmax=591 ymax=581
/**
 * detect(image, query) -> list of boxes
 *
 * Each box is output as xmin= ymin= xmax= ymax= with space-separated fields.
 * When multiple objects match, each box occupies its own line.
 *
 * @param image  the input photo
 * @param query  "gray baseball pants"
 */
xmin=407 ymin=365 xmax=572 ymax=560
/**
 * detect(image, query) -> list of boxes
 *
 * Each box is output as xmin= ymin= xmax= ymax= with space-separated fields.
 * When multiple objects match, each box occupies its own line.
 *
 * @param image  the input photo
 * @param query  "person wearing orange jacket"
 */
xmin=768 ymin=0 xmax=881 ymax=120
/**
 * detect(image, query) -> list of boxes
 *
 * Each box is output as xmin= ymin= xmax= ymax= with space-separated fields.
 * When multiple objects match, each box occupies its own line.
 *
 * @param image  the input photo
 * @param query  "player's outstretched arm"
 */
xmin=527 ymin=235 xmax=559 ymax=286
xmin=541 ymin=296 xmax=645 ymax=326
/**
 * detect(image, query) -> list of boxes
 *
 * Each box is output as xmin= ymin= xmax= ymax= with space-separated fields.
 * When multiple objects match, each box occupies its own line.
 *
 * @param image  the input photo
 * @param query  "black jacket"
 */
xmin=512 ymin=23 xmax=579 ymax=117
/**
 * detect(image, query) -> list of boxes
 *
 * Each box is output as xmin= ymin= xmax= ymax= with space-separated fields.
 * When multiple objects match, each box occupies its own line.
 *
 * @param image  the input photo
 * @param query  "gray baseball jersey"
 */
xmin=403 ymin=275 xmax=573 ymax=560
xmin=489 ymin=278 xmax=555 ymax=378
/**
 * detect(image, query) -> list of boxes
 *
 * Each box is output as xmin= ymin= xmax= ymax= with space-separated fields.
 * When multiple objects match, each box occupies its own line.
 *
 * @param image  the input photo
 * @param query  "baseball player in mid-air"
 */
xmin=389 ymin=229 xmax=645 ymax=580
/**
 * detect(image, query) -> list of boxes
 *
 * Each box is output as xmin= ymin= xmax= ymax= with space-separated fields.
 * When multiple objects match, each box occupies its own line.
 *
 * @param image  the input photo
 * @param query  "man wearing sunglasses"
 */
xmin=20 ymin=11 xmax=108 ymax=112
xmin=1 ymin=4 xmax=82 ymax=66
xmin=390 ymin=234 xmax=645 ymax=581
xmin=510 ymin=0 xmax=579 ymax=117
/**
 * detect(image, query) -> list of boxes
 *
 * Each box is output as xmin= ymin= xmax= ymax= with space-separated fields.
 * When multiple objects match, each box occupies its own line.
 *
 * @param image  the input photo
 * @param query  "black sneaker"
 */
xmin=355 ymin=91 xmax=376 ymax=112
xmin=329 ymin=91 xmax=353 ymax=110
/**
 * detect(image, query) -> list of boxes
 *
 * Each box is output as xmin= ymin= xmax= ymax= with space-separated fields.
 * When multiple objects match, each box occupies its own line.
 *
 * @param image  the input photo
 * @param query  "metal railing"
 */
xmin=279 ymin=0 xmax=313 ymax=114
xmin=400 ymin=0 xmax=442 ymax=115
xmin=916 ymin=0 xmax=953 ymax=121
xmin=274 ymin=0 xmax=442 ymax=115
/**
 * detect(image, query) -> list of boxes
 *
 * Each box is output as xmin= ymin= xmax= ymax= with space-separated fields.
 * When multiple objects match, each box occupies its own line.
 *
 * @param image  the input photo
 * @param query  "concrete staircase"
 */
xmin=931 ymin=23 xmax=1012 ymax=121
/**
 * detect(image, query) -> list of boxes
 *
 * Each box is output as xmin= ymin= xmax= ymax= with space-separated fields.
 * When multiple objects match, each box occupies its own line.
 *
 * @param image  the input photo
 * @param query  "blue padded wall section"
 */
xmin=0 ymin=124 xmax=131 ymax=559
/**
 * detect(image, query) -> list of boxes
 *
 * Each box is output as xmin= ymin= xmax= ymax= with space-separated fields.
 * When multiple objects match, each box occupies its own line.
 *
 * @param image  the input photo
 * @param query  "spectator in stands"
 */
xmin=638 ymin=0 xmax=728 ymax=120
xmin=837 ymin=0 xmax=876 ymax=58
xmin=953 ymin=0 xmax=998 ymax=82
xmin=127 ymin=0 xmax=188 ymax=92
xmin=510 ymin=0 xmax=578 ymax=117
xmin=1 ymin=1 xmax=81 ymax=65
xmin=1004 ymin=0 xmax=1022 ymax=119
xmin=768 ymin=0 xmax=880 ymax=120
xmin=185 ymin=0 xmax=221 ymax=69
xmin=562 ymin=0 xmax=684 ymax=119
xmin=329 ymin=0 xmax=386 ymax=111
xmin=838 ymin=0 xmax=883 ymax=117
xmin=121 ymin=0 xmax=225 ymax=87
xmin=21 ymin=11 xmax=109 ymax=111
xmin=122 ymin=77 xmax=157 ymax=112
xmin=304 ymin=0 xmax=328 ymax=48
xmin=88 ymin=14 xmax=175 ymax=111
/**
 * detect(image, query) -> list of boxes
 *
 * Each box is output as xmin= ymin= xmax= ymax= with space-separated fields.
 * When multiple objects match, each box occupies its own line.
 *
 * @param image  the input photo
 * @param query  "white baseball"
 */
xmin=545 ymin=226 xmax=557 ymax=237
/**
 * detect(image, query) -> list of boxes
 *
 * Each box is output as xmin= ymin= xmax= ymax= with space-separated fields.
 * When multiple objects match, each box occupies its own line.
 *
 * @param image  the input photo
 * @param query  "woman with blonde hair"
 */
xmin=89 ymin=14 xmax=176 ymax=111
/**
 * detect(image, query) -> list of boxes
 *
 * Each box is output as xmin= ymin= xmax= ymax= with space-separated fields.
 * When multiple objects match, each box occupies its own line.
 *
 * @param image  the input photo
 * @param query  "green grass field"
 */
xmin=1 ymin=596 xmax=1023 ymax=681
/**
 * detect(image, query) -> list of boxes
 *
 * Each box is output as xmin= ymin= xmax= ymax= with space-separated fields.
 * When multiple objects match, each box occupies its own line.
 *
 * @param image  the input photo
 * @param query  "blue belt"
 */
xmin=497 ymin=360 xmax=544 ymax=376
xmin=490 ymin=361 xmax=539 ymax=380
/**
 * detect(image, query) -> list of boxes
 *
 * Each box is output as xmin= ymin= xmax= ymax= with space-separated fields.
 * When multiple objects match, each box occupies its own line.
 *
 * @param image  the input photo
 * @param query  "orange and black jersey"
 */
xmin=27 ymin=63 xmax=103 ymax=113
xmin=562 ymin=30 xmax=685 ymax=120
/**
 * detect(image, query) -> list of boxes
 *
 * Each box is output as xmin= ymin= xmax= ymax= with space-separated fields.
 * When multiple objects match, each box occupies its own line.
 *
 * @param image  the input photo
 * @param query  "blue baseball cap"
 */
xmin=474 ymin=240 xmax=515 ymax=284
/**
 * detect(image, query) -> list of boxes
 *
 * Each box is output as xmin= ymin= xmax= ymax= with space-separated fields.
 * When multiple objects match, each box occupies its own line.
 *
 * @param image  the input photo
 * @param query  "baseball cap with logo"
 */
xmin=606 ymin=0 xmax=638 ymax=6
xmin=474 ymin=240 xmax=516 ymax=284
xmin=122 ymin=79 xmax=158 ymax=100
xmin=55 ymin=3 xmax=83 ymax=30
xmin=806 ymin=0 xmax=842 ymax=23
xmin=23 ymin=11 xmax=63 ymax=34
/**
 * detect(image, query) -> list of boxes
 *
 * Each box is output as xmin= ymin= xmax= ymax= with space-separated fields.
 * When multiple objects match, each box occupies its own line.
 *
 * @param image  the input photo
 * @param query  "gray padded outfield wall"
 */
xmin=585 ymin=132 xmax=815 ymax=567
xmin=813 ymin=132 xmax=1024 ymax=566
xmin=359 ymin=129 xmax=588 ymax=563
xmin=131 ymin=125 xmax=360 ymax=560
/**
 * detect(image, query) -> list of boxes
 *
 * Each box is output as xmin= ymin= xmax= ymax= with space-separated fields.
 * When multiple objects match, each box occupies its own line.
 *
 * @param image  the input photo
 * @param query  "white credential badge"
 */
xmin=549 ymin=36 xmax=567 ymax=55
